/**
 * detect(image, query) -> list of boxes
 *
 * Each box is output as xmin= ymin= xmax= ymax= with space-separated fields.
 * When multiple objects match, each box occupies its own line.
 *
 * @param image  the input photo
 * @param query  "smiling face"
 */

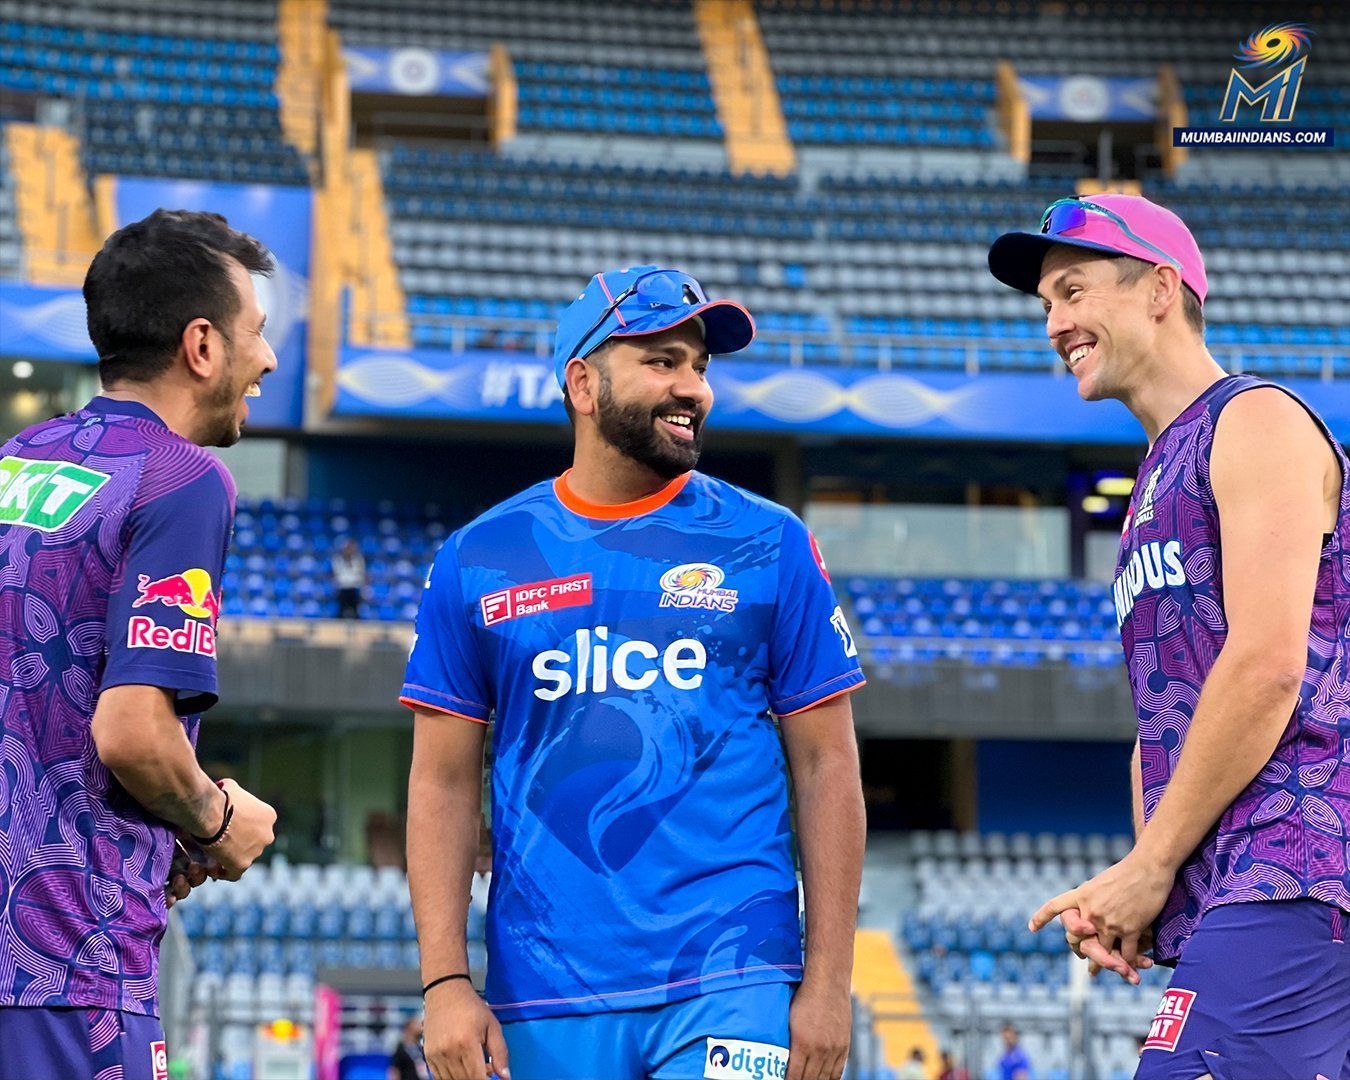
xmin=583 ymin=319 xmax=713 ymax=479
xmin=199 ymin=259 xmax=277 ymax=447
xmin=1038 ymin=245 xmax=1159 ymax=402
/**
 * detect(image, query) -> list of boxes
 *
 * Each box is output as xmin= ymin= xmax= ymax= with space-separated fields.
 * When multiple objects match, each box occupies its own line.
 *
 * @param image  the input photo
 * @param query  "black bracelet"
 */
xmin=190 ymin=782 xmax=232 ymax=847
xmin=422 ymin=973 xmax=471 ymax=996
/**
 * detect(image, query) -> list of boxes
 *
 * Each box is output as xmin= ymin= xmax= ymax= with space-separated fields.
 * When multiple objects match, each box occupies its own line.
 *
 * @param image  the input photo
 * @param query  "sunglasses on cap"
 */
xmin=1040 ymin=198 xmax=1182 ymax=272
xmin=571 ymin=269 xmax=709 ymax=361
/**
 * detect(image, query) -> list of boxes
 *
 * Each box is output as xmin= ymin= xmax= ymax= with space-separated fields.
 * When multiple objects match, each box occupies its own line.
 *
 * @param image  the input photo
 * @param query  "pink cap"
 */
xmin=988 ymin=193 xmax=1208 ymax=304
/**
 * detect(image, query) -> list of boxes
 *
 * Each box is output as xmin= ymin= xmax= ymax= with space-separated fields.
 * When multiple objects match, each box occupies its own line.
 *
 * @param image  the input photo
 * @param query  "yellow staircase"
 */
xmin=5 ymin=123 xmax=100 ymax=285
xmin=694 ymin=0 xmax=795 ymax=175
xmin=275 ymin=0 xmax=326 ymax=171
xmin=347 ymin=148 xmax=410 ymax=350
xmin=852 ymin=929 xmax=942 ymax=1075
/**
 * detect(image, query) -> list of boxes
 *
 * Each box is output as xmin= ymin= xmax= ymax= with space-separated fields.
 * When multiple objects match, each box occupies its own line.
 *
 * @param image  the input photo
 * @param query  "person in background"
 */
xmin=333 ymin=537 xmax=366 ymax=619
xmin=896 ymin=1046 xmax=926 ymax=1078
xmin=937 ymin=1048 xmax=970 ymax=1080
xmin=389 ymin=1015 xmax=429 ymax=1080
xmin=998 ymin=1025 xmax=1031 ymax=1080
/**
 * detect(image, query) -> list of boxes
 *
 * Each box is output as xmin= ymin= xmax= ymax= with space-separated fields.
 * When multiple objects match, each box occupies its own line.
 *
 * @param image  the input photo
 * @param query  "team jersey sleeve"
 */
xmin=101 ymin=466 xmax=232 ymax=715
xmin=767 ymin=515 xmax=865 ymax=716
xmin=400 ymin=537 xmax=491 ymax=723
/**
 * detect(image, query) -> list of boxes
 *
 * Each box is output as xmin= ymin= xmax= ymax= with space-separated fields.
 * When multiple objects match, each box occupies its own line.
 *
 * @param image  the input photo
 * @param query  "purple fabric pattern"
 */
xmin=1114 ymin=375 xmax=1350 ymax=963
xmin=0 ymin=398 xmax=234 ymax=1015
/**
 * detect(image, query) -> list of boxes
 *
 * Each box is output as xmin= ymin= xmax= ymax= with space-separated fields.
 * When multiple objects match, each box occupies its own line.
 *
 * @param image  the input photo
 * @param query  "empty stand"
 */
xmin=875 ymin=831 xmax=1173 ymax=1079
xmin=378 ymin=148 xmax=1347 ymax=378
xmin=225 ymin=497 xmax=454 ymax=622
xmin=0 ymin=0 xmax=310 ymax=184
xmin=848 ymin=576 xmax=1122 ymax=669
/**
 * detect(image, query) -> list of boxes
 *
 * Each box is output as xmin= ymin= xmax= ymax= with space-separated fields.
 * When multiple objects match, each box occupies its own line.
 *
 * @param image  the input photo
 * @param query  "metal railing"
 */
xmin=355 ymin=310 xmax=1346 ymax=380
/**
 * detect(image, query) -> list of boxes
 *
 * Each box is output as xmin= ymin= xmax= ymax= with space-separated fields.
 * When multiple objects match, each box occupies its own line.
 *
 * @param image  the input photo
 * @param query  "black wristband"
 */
xmin=422 ymin=973 xmax=471 ymax=996
xmin=190 ymin=782 xmax=232 ymax=847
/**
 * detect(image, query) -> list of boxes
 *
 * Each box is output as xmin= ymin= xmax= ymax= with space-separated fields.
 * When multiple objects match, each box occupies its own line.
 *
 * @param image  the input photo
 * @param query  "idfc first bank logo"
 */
xmin=1174 ymin=23 xmax=1333 ymax=149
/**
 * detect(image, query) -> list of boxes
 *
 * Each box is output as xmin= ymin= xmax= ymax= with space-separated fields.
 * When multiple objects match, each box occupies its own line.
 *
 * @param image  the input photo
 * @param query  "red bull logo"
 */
xmin=658 ymin=562 xmax=739 ymax=613
xmin=133 ymin=568 xmax=220 ymax=624
xmin=128 ymin=567 xmax=220 ymax=658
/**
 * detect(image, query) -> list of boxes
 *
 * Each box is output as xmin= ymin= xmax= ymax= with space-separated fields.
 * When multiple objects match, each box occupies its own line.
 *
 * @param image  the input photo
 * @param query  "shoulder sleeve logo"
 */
xmin=809 ymin=532 xmax=832 ymax=582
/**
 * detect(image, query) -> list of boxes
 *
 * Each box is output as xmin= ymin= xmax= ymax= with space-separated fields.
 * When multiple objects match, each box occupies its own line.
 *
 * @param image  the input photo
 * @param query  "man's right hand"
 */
xmin=423 ymin=979 xmax=510 ymax=1080
xmin=209 ymin=779 xmax=276 ymax=881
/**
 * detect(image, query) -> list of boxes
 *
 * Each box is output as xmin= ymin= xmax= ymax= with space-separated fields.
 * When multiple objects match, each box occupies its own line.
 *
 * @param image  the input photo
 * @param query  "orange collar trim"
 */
xmin=553 ymin=470 xmax=692 ymax=520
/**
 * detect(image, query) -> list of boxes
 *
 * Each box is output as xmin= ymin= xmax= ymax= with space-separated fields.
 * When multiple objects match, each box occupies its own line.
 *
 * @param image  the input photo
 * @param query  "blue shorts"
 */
xmin=0 ymin=1006 xmax=167 ymax=1080
xmin=500 ymin=982 xmax=793 ymax=1080
xmin=1135 ymin=900 xmax=1350 ymax=1080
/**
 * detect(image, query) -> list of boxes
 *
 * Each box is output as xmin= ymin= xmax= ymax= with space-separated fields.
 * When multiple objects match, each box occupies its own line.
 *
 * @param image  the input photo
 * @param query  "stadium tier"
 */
xmin=174 ymin=861 xmax=485 ymax=1076
xmin=868 ymin=832 xmax=1173 ymax=1080
xmin=5 ymin=4 xmax=1350 ymax=1079
xmin=224 ymin=498 xmax=452 ymax=622
xmin=328 ymin=0 xmax=720 ymax=143
xmin=224 ymin=499 xmax=1123 ymax=672
xmin=381 ymin=152 xmax=1349 ymax=376
xmin=2 ymin=1 xmax=1347 ymax=375
xmin=849 ymin=576 xmax=1123 ymax=667
xmin=0 ymin=1 xmax=309 ymax=184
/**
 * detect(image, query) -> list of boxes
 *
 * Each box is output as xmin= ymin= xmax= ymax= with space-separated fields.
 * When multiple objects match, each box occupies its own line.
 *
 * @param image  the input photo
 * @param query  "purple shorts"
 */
xmin=0 ymin=1006 xmax=167 ymax=1080
xmin=1135 ymin=899 xmax=1350 ymax=1080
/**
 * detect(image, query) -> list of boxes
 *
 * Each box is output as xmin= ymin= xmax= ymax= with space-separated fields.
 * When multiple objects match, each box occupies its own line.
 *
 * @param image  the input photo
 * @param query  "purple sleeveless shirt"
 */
xmin=1113 ymin=374 xmax=1350 ymax=963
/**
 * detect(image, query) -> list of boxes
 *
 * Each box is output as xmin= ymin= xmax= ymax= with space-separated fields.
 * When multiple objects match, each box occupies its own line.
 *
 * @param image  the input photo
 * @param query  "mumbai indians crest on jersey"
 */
xmin=659 ymin=562 xmax=740 ymax=612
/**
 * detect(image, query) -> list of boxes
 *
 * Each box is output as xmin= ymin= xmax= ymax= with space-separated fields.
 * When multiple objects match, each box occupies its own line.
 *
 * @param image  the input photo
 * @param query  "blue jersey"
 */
xmin=0 ymin=397 xmax=232 ymax=1015
xmin=401 ymin=470 xmax=864 ymax=1021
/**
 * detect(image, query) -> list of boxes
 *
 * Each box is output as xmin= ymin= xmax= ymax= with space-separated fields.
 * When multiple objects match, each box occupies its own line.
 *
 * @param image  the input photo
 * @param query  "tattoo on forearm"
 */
xmin=145 ymin=784 xmax=221 ymax=834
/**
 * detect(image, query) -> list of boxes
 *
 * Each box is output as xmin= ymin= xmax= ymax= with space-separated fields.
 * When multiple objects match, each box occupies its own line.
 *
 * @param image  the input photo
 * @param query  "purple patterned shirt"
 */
xmin=0 ymin=397 xmax=233 ymax=1015
xmin=1114 ymin=375 xmax=1350 ymax=963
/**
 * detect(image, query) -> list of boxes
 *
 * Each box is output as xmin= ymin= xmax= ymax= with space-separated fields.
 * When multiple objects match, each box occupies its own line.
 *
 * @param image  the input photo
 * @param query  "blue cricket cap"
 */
xmin=553 ymin=266 xmax=756 ymax=389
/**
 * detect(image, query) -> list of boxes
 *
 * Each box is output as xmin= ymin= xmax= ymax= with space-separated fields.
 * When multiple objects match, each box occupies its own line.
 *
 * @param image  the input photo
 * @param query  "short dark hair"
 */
xmin=1114 ymin=255 xmax=1205 ymax=338
xmin=84 ymin=208 xmax=273 ymax=385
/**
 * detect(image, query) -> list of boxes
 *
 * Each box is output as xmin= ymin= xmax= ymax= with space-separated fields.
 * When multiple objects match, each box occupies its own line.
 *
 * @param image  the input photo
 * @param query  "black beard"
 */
xmin=595 ymin=374 xmax=702 ymax=480
xmin=202 ymin=342 xmax=244 ymax=448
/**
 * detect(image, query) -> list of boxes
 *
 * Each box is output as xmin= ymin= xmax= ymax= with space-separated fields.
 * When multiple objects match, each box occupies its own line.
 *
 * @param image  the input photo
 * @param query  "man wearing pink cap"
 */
xmin=991 ymin=195 xmax=1350 ymax=1078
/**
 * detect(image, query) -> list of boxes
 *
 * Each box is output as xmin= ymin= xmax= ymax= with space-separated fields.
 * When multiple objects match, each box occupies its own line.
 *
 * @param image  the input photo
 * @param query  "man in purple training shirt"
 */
xmin=989 ymin=195 xmax=1349 ymax=1079
xmin=0 ymin=210 xmax=278 ymax=1079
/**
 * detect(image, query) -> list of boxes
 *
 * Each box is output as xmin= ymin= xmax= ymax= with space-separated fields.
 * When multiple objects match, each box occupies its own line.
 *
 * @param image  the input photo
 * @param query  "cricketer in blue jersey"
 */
xmin=402 ymin=267 xmax=867 ymax=1080
xmin=0 ymin=210 xmax=278 ymax=1080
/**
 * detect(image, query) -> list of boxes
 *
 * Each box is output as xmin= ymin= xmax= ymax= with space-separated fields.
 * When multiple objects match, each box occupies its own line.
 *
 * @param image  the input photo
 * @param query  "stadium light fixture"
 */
xmin=12 ymin=361 xmax=33 ymax=379
xmin=1095 ymin=476 xmax=1135 ymax=497
xmin=1081 ymin=495 xmax=1112 ymax=514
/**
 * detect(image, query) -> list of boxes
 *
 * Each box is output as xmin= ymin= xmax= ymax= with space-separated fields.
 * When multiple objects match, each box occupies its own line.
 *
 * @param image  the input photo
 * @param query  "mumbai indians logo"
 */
xmin=659 ymin=562 xmax=740 ymax=613
xmin=1221 ymin=23 xmax=1312 ymax=123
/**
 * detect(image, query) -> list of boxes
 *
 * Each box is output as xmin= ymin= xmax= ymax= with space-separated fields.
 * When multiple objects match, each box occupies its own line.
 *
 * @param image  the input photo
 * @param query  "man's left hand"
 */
xmin=786 ymin=979 xmax=850 ymax=1080
xmin=166 ymin=838 xmax=217 ymax=909
xmin=1029 ymin=850 xmax=1174 ymax=984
